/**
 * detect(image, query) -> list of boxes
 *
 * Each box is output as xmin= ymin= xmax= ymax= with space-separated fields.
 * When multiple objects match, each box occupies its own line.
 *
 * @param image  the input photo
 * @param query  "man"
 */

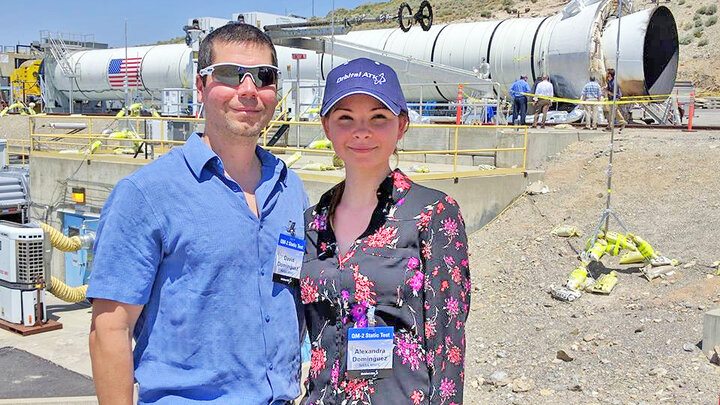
xmin=509 ymin=75 xmax=531 ymax=125
xmin=88 ymin=23 xmax=307 ymax=404
xmin=604 ymin=68 xmax=627 ymax=132
xmin=581 ymin=76 xmax=602 ymax=130
xmin=532 ymin=75 xmax=554 ymax=129
xmin=476 ymin=57 xmax=490 ymax=79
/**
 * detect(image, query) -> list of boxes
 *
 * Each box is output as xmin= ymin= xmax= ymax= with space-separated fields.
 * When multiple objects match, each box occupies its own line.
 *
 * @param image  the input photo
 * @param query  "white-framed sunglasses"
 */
xmin=198 ymin=63 xmax=281 ymax=88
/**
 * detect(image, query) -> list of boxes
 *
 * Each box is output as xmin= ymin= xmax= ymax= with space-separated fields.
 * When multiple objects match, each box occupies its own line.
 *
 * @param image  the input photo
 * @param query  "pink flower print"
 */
xmin=432 ymin=267 xmax=439 ymax=277
xmin=338 ymin=250 xmax=355 ymax=268
xmin=366 ymin=225 xmax=398 ymax=248
xmin=397 ymin=197 xmax=406 ymax=206
xmin=350 ymin=303 xmax=367 ymax=322
xmin=447 ymin=345 xmax=462 ymax=365
xmin=425 ymin=319 xmax=437 ymax=339
xmin=455 ymin=241 xmax=464 ymax=250
xmin=301 ymin=276 xmax=319 ymax=304
xmin=395 ymin=331 xmax=424 ymax=371
xmin=421 ymin=241 xmax=432 ymax=260
xmin=436 ymin=201 xmax=445 ymax=214
xmin=309 ymin=347 xmax=327 ymax=379
xmin=331 ymin=358 xmax=340 ymax=389
xmin=444 ymin=297 xmax=460 ymax=319
xmin=444 ymin=195 xmax=457 ymax=205
xmin=407 ymin=257 xmax=420 ymax=270
xmin=353 ymin=267 xmax=377 ymax=305
xmin=451 ymin=266 xmax=462 ymax=285
xmin=441 ymin=217 xmax=459 ymax=240
xmin=443 ymin=255 xmax=456 ymax=267
xmin=461 ymin=258 xmax=469 ymax=268
xmin=311 ymin=213 xmax=328 ymax=231
xmin=439 ymin=378 xmax=457 ymax=402
xmin=407 ymin=270 xmax=424 ymax=296
xmin=415 ymin=210 xmax=432 ymax=231
xmin=440 ymin=280 xmax=450 ymax=292
xmin=341 ymin=289 xmax=350 ymax=302
xmin=339 ymin=378 xmax=376 ymax=401
xmin=392 ymin=171 xmax=411 ymax=191
xmin=410 ymin=389 xmax=425 ymax=405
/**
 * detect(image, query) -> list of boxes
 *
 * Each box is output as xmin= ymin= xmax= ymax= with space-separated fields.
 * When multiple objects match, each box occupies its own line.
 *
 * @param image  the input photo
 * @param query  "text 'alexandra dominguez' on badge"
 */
xmin=272 ymin=233 xmax=305 ymax=285
xmin=347 ymin=326 xmax=394 ymax=379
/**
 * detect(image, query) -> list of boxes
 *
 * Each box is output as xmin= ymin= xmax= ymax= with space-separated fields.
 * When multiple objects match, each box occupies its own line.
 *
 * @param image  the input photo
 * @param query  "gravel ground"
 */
xmin=464 ymin=128 xmax=720 ymax=404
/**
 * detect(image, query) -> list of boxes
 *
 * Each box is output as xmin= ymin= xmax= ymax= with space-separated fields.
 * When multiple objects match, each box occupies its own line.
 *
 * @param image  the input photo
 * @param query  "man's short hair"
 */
xmin=590 ymin=76 xmax=596 ymax=81
xmin=607 ymin=68 xmax=615 ymax=79
xmin=197 ymin=23 xmax=278 ymax=79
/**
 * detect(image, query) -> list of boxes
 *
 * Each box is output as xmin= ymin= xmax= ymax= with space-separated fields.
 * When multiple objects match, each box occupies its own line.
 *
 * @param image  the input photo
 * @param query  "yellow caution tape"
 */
xmin=518 ymin=91 xmax=720 ymax=106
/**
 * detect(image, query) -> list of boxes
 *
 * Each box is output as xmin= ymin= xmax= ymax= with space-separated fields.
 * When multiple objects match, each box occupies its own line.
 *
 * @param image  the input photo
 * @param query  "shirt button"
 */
xmin=265 ymin=315 xmax=270 ymax=323
xmin=261 ymin=271 xmax=265 ymax=276
xmin=269 ymin=364 xmax=274 ymax=370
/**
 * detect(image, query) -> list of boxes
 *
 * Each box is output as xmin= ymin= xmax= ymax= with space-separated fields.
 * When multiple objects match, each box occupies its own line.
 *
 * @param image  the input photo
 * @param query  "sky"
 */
xmin=0 ymin=0 xmax=380 ymax=48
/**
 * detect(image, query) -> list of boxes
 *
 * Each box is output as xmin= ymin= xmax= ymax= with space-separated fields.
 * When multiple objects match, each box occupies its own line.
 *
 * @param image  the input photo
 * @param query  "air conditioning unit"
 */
xmin=0 ymin=221 xmax=47 ymax=326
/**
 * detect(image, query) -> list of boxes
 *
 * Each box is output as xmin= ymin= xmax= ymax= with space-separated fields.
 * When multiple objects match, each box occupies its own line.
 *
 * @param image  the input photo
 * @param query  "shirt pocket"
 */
xmin=356 ymin=246 xmax=421 ymax=307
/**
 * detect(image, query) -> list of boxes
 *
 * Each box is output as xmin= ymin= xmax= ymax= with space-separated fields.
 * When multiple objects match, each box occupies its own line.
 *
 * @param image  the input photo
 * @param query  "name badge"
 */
xmin=347 ymin=326 xmax=394 ymax=379
xmin=272 ymin=233 xmax=305 ymax=285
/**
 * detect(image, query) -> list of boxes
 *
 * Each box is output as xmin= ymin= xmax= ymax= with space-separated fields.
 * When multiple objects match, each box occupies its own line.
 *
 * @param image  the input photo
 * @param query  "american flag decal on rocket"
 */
xmin=108 ymin=57 xmax=143 ymax=88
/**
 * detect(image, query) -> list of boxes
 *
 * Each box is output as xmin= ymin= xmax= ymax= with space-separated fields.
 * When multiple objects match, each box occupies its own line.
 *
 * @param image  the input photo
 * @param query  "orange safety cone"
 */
xmin=684 ymin=91 xmax=696 ymax=132
xmin=455 ymin=84 xmax=463 ymax=125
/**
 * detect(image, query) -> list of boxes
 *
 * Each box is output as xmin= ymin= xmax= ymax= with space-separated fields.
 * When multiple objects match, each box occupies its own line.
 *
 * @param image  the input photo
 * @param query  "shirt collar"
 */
xmin=183 ymin=133 xmax=218 ymax=178
xmin=182 ymin=132 xmax=287 ymax=183
xmin=315 ymin=168 xmax=412 ymax=214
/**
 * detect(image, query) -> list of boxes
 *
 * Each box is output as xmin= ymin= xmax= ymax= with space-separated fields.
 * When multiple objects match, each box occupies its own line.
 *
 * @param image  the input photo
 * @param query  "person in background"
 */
xmin=532 ymin=75 xmax=554 ymax=129
xmin=300 ymin=58 xmax=470 ymax=404
xmin=476 ymin=57 xmax=490 ymax=79
xmin=604 ymin=68 xmax=627 ymax=132
xmin=509 ymin=75 xmax=531 ymax=125
xmin=581 ymin=76 xmax=602 ymax=130
xmin=88 ymin=23 xmax=307 ymax=405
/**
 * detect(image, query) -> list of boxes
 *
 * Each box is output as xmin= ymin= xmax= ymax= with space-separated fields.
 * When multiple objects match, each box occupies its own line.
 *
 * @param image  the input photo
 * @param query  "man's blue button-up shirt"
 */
xmin=88 ymin=133 xmax=308 ymax=404
xmin=509 ymin=79 xmax=531 ymax=99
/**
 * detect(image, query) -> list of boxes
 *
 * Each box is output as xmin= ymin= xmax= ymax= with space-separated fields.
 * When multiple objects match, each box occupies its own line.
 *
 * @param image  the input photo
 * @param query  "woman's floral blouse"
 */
xmin=300 ymin=169 xmax=470 ymax=405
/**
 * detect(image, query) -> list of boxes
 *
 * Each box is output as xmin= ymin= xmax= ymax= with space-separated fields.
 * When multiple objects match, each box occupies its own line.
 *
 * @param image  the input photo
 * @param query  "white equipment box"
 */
xmin=0 ymin=221 xmax=47 ymax=326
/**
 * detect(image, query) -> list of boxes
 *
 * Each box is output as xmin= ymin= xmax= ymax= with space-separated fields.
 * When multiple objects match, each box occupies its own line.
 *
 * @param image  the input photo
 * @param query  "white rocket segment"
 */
xmin=53 ymin=44 xmax=193 ymax=101
xmin=48 ymin=1 xmax=677 ymax=103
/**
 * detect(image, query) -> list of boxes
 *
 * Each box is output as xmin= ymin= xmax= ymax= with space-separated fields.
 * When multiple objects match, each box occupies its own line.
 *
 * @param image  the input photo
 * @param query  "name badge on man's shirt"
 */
xmin=272 ymin=233 xmax=305 ymax=285
xmin=347 ymin=326 xmax=394 ymax=379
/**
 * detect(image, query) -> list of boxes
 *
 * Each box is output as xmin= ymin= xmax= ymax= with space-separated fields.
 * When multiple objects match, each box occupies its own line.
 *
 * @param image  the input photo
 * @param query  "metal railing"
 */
xmin=26 ymin=115 xmax=528 ymax=179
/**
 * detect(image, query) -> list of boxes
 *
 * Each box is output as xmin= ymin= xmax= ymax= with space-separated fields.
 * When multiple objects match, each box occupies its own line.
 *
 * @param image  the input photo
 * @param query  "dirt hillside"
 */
xmin=463 ymin=128 xmax=720 ymax=403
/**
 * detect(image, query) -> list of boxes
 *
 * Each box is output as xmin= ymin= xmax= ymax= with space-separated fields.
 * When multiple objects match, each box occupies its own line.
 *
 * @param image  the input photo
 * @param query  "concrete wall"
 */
xmin=303 ymin=170 xmax=542 ymax=234
xmin=30 ymin=155 xmax=146 ymax=281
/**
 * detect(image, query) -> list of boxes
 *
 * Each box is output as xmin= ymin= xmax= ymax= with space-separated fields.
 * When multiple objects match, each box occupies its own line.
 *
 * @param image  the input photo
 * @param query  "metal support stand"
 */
xmin=589 ymin=0 xmax=625 ymax=244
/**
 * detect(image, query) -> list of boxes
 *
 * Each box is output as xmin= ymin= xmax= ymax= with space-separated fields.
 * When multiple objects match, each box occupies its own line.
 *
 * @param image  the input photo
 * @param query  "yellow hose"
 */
xmin=39 ymin=222 xmax=82 ymax=252
xmin=49 ymin=276 xmax=88 ymax=303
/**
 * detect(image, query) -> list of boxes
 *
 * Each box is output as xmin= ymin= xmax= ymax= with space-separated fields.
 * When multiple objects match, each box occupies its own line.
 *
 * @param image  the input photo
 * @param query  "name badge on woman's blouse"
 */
xmin=347 ymin=326 xmax=394 ymax=379
xmin=272 ymin=233 xmax=305 ymax=285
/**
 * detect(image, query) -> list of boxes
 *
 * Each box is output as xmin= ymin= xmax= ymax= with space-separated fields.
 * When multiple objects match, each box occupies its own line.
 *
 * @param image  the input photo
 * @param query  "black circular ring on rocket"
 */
xmin=398 ymin=2 xmax=413 ymax=32
xmin=417 ymin=1 xmax=433 ymax=31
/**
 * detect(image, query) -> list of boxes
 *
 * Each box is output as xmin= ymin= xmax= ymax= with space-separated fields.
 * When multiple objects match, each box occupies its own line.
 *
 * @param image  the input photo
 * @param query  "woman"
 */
xmin=300 ymin=58 xmax=470 ymax=404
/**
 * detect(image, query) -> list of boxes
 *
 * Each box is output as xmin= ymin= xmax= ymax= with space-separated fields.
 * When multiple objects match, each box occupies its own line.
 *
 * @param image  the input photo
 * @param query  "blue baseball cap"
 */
xmin=321 ymin=58 xmax=408 ymax=117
